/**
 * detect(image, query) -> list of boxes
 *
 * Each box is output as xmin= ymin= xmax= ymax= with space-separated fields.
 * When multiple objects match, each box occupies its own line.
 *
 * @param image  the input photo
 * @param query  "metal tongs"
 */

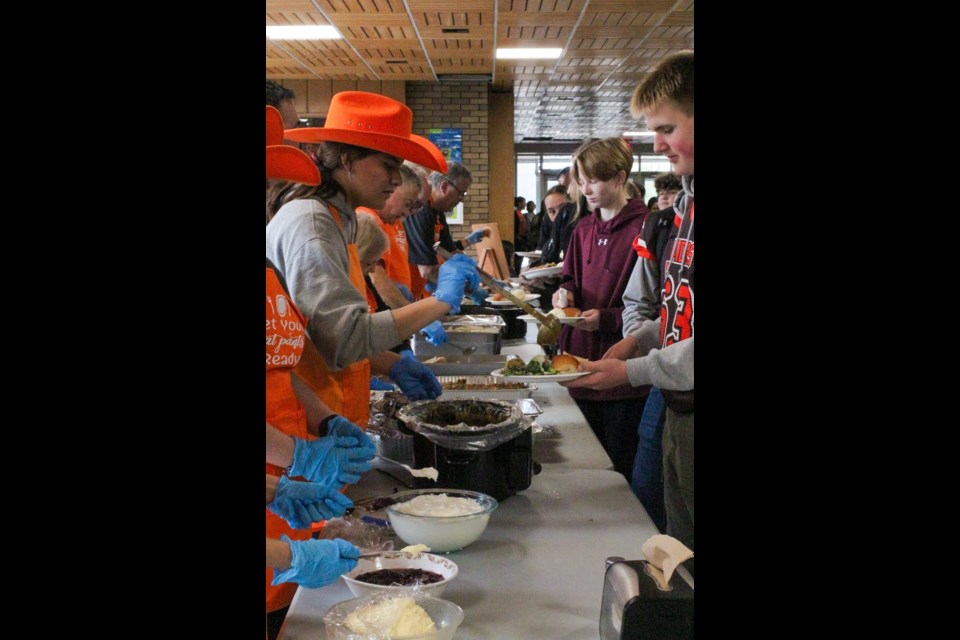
xmin=435 ymin=244 xmax=561 ymax=345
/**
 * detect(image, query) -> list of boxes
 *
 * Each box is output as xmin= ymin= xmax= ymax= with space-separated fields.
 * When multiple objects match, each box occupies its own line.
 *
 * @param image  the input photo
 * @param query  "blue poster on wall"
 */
xmin=428 ymin=128 xmax=464 ymax=224
xmin=427 ymin=128 xmax=462 ymax=164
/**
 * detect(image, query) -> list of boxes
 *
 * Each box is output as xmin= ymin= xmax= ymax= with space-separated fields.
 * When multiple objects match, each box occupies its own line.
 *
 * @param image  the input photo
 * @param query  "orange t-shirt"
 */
xmin=265 ymin=267 xmax=312 ymax=612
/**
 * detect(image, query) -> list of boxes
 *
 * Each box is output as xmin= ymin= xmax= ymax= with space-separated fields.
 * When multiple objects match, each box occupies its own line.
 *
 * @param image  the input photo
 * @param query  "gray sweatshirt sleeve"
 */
xmin=621 ymin=256 xmax=661 ymax=337
xmin=266 ymin=199 xmax=401 ymax=371
xmin=625 ymin=336 xmax=694 ymax=391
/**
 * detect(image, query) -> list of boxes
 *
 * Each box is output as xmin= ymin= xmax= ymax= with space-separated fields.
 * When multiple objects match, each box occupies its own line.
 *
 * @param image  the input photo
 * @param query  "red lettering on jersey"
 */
xmin=660 ymin=276 xmax=694 ymax=347
xmin=671 ymin=239 xmax=687 ymax=264
xmin=683 ymin=241 xmax=694 ymax=267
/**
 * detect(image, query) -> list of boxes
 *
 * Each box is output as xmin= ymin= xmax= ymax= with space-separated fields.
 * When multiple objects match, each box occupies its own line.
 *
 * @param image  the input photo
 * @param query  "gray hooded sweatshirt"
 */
xmin=266 ymin=192 xmax=402 ymax=371
xmin=624 ymin=175 xmax=694 ymax=392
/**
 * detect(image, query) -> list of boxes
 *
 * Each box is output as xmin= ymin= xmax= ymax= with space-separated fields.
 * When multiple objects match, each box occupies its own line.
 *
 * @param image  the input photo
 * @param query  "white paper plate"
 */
xmin=515 ymin=251 xmax=542 ymax=258
xmin=518 ymin=313 xmax=583 ymax=325
xmin=489 ymin=367 xmax=591 ymax=383
xmin=486 ymin=293 xmax=540 ymax=306
xmin=520 ymin=265 xmax=562 ymax=279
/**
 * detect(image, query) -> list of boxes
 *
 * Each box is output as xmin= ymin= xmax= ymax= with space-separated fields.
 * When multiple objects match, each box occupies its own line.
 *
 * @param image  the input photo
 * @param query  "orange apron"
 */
xmin=265 ymin=267 xmax=312 ymax=612
xmin=294 ymin=203 xmax=372 ymax=428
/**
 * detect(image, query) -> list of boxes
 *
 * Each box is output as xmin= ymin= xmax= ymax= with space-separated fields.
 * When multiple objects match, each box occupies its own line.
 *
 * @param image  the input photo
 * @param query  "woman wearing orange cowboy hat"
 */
xmin=265 ymin=92 xmax=480 ymax=431
xmin=264 ymin=105 xmax=378 ymax=625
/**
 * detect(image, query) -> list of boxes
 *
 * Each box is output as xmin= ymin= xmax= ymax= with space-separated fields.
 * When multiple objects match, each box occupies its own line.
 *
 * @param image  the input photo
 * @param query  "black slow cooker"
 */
xmin=396 ymin=398 xmax=538 ymax=502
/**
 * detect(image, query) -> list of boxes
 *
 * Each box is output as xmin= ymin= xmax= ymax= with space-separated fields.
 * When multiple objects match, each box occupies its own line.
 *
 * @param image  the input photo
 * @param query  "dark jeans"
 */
xmin=631 ymin=387 xmax=666 ymax=532
xmin=663 ymin=408 xmax=694 ymax=576
xmin=575 ymin=396 xmax=647 ymax=480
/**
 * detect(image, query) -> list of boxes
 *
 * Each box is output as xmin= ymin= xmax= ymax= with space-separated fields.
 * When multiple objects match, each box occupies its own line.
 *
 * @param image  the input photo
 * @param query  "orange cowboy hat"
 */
xmin=283 ymin=91 xmax=447 ymax=174
xmin=266 ymin=105 xmax=321 ymax=185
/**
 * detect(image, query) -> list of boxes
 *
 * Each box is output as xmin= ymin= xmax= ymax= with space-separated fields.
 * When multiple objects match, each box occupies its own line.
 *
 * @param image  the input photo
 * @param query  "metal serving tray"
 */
xmin=417 ymin=354 xmax=510 ymax=376
xmin=437 ymin=375 xmax=537 ymax=400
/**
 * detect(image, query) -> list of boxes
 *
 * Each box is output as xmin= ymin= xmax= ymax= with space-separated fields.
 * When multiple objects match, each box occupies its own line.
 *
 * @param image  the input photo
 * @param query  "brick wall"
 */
xmin=406 ymin=82 xmax=489 ymax=259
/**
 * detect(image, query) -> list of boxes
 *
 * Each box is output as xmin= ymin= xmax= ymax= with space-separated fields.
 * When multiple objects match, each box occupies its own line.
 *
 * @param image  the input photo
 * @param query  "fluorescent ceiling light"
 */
xmin=266 ymin=25 xmax=341 ymax=40
xmin=623 ymin=131 xmax=655 ymax=137
xmin=496 ymin=48 xmax=563 ymax=60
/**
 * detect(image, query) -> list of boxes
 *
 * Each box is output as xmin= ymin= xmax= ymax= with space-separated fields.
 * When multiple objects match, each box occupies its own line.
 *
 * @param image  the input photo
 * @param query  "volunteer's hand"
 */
xmin=425 ymin=280 xmax=437 ymax=293
xmin=268 ymin=475 xmax=353 ymax=529
xmin=325 ymin=415 xmax=376 ymax=452
xmin=390 ymin=354 xmax=443 ymax=400
xmin=396 ymin=284 xmax=415 ymax=302
xmin=272 ymin=536 xmax=360 ymax=588
xmin=469 ymin=288 xmax=490 ymax=305
xmin=370 ymin=377 xmax=396 ymax=391
xmin=420 ymin=321 xmax=448 ymax=345
xmin=289 ymin=434 xmax=377 ymax=485
xmin=560 ymin=358 xmax=628 ymax=390
xmin=464 ymin=229 xmax=487 ymax=245
xmin=433 ymin=254 xmax=480 ymax=314
xmin=602 ymin=336 xmax=641 ymax=361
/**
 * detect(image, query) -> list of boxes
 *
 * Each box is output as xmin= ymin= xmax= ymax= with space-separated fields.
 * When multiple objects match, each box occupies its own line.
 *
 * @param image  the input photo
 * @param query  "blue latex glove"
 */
xmin=425 ymin=280 xmax=437 ymax=294
xmin=289 ymin=434 xmax=377 ymax=485
xmin=325 ymin=415 xmax=376 ymax=452
xmin=370 ymin=377 xmax=396 ymax=391
xmin=464 ymin=229 xmax=486 ymax=245
xmin=433 ymin=253 xmax=480 ymax=314
xmin=469 ymin=288 xmax=490 ymax=305
xmin=272 ymin=536 xmax=360 ymax=588
xmin=389 ymin=353 xmax=442 ymax=400
xmin=268 ymin=475 xmax=353 ymax=529
xmin=420 ymin=321 xmax=448 ymax=346
xmin=395 ymin=284 xmax=415 ymax=302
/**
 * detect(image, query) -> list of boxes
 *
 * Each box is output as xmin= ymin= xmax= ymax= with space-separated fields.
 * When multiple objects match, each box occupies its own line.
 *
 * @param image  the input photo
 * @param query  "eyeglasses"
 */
xmin=443 ymin=179 xmax=468 ymax=200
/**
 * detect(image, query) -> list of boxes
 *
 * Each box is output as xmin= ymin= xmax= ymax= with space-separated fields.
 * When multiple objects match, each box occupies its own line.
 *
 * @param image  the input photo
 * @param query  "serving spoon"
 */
xmin=376 ymin=455 xmax=439 ymax=482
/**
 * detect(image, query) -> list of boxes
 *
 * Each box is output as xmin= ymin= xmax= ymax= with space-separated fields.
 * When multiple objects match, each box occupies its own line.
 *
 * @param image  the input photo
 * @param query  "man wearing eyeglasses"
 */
xmin=404 ymin=161 xmax=476 ymax=287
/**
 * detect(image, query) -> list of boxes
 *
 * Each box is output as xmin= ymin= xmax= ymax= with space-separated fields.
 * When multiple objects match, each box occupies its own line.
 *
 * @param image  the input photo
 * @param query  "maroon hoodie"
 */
xmin=559 ymin=197 xmax=649 ymax=401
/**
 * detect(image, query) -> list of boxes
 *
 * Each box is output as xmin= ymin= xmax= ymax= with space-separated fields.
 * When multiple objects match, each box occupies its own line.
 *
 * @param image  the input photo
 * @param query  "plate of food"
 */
xmin=519 ymin=307 xmax=584 ymax=324
xmin=515 ymin=250 xmax=542 ymax=258
xmin=487 ymin=293 xmax=540 ymax=306
xmin=489 ymin=354 xmax=591 ymax=383
xmin=521 ymin=263 xmax=562 ymax=279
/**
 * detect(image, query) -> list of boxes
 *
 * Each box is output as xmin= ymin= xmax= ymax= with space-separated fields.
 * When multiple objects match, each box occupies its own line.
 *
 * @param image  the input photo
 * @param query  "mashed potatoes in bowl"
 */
xmin=324 ymin=593 xmax=464 ymax=640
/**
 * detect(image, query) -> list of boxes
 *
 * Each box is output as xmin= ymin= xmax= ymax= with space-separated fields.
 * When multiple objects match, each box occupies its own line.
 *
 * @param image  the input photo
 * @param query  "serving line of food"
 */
xmin=277 ymin=334 xmax=654 ymax=639
xmin=279 ymin=466 xmax=658 ymax=639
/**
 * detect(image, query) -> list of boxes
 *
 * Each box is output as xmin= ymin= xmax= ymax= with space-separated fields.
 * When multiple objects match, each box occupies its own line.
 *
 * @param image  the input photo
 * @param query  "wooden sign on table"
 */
xmin=470 ymin=222 xmax=510 ymax=281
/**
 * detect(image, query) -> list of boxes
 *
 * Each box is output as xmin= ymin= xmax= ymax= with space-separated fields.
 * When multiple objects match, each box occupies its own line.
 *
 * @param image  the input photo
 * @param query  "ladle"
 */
xmin=434 ymin=245 xmax=561 ymax=345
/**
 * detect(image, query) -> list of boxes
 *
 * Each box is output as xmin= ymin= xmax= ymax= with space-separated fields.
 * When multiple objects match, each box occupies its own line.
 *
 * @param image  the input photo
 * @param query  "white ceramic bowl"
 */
xmin=385 ymin=489 xmax=498 ymax=553
xmin=324 ymin=593 xmax=464 ymax=640
xmin=342 ymin=552 xmax=458 ymax=598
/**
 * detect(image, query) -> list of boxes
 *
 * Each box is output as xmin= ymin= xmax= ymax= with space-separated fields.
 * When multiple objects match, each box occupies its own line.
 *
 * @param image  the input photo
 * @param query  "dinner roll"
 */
xmin=550 ymin=354 xmax=580 ymax=373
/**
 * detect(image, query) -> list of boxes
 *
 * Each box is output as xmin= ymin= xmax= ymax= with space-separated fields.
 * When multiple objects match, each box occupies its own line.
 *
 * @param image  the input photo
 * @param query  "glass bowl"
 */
xmin=323 ymin=593 xmax=464 ymax=640
xmin=384 ymin=488 xmax=498 ymax=553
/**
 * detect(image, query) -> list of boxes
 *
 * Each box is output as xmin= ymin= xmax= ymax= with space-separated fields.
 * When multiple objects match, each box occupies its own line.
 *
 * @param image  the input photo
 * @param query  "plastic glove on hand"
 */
xmin=272 ymin=536 xmax=360 ymax=589
xmin=390 ymin=353 xmax=443 ymax=400
xmin=325 ymin=415 xmax=376 ymax=452
xmin=420 ymin=320 xmax=448 ymax=346
xmin=395 ymin=284 xmax=415 ymax=302
xmin=425 ymin=280 xmax=437 ymax=294
xmin=370 ymin=377 xmax=396 ymax=391
xmin=268 ymin=475 xmax=353 ymax=529
xmin=289 ymin=434 xmax=377 ymax=486
xmin=469 ymin=288 xmax=490 ymax=305
xmin=464 ymin=229 xmax=487 ymax=245
xmin=433 ymin=253 xmax=481 ymax=314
